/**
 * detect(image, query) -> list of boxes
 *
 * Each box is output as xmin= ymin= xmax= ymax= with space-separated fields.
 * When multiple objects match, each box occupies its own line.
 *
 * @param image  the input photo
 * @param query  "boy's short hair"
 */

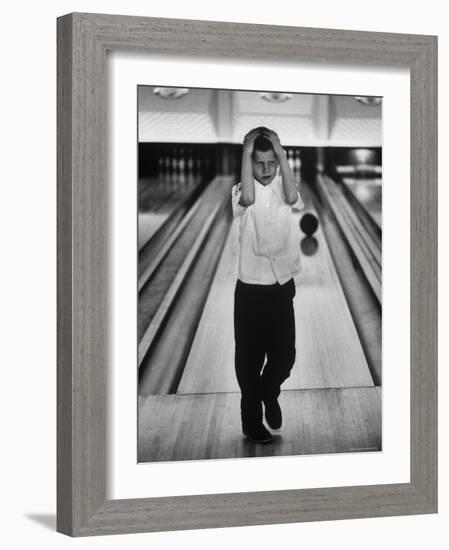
xmin=251 ymin=127 xmax=274 ymax=155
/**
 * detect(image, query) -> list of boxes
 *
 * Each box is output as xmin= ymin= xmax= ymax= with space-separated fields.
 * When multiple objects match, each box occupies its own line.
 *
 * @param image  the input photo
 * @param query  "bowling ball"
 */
xmin=299 ymin=213 xmax=319 ymax=236
xmin=301 ymin=236 xmax=319 ymax=256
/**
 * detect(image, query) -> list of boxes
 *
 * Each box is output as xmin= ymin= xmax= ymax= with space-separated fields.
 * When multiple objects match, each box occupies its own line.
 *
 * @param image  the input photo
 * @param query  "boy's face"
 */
xmin=252 ymin=149 xmax=278 ymax=186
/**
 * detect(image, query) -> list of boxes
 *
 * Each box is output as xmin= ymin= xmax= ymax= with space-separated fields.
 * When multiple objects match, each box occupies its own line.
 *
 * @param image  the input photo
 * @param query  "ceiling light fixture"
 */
xmin=260 ymin=92 xmax=292 ymax=103
xmin=354 ymin=96 xmax=382 ymax=106
xmin=153 ymin=87 xmax=189 ymax=99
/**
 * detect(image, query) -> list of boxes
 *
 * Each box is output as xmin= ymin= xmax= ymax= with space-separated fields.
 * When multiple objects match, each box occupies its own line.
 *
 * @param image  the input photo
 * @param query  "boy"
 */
xmin=232 ymin=127 xmax=304 ymax=444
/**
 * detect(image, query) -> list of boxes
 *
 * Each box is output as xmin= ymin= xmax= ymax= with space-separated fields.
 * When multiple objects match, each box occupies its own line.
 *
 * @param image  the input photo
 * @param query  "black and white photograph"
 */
xmin=137 ymin=86 xmax=382 ymax=462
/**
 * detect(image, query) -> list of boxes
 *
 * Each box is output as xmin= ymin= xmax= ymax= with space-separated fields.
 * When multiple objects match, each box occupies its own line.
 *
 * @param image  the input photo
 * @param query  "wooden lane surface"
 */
xmin=316 ymin=175 xmax=381 ymax=304
xmin=292 ymin=186 xmax=373 ymax=389
xmin=138 ymin=176 xmax=199 ymax=211
xmin=138 ymin=177 xmax=229 ymax=343
xmin=318 ymin=197 xmax=382 ymax=385
xmin=178 ymin=186 xmax=373 ymax=394
xmin=138 ymin=206 xmax=231 ymax=393
xmin=139 ymin=212 xmax=170 ymax=250
xmin=138 ymin=177 xmax=200 ymax=250
xmin=138 ymin=387 xmax=381 ymax=462
xmin=342 ymin=177 xmax=382 ymax=232
xmin=176 ymin=220 xmax=239 ymax=394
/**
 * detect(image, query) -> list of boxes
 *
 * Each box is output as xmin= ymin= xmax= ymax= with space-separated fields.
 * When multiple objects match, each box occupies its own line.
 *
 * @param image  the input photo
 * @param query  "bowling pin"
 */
xmin=187 ymin=149 xmax=194 ymax=186
xmin=171 ymin=150 xmax=179 ymax=188
xmin=178 ymin=147 xmax=186 ymax=186
xmin=158 ymin=156 xmax=165 ymax=186
xmin=287 ymin=149 xmax=295 ymax=172
xmin=164 ymin=154 xmax=171 ymax=185
xmin=294 ymin=150 xmax=302 ymax=180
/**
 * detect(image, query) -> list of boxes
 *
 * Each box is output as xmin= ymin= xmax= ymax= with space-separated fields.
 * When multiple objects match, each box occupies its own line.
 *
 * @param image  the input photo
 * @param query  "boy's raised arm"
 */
xmin=263 ymin=129 xmax=300 ymax=205
xmin=239 ymin=129 xmax=259 ymax=206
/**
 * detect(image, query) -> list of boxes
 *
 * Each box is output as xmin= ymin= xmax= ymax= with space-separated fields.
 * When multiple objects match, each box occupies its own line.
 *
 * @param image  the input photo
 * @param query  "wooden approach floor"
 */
xmin=138 ymin=387 xmax=381 ymax=462
xmin=138 ymin=186 xmax=381 ymax=462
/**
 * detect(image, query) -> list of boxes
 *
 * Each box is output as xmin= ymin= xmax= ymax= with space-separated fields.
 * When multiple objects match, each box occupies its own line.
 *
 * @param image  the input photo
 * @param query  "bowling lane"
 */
xmin=290 ymin=185 xmax=373 ymax=389
xmin=177 ymin=183 xmax=374 ymax=395
xmin=138 ymin=175 xmax=201 ymax=250
xmin=177 ymin=220 xmax=238 ymax=394
xmin=341 ymin=177 xmax=382 ymax=228
xmin=139 ymin=212 xmax=171 ymax=250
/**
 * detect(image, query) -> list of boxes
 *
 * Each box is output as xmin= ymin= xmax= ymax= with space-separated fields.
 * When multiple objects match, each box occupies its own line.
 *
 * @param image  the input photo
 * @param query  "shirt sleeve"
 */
xmin=291 ymin=191 xmax=305 ymax=210
xmin=231 ymin=183 xmax=247 ymax=217
xmin=277 ymin=176 xmax=305 ymax=210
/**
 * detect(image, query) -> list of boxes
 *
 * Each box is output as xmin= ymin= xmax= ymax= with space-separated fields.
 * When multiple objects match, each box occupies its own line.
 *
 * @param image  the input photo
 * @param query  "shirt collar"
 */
xmin=254 ymin=175 xmax=278 ymax=191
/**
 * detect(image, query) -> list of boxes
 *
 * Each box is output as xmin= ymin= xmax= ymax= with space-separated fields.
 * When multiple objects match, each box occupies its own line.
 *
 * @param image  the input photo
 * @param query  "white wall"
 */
xmin=1 ymin=1 xmax=445 ymax=548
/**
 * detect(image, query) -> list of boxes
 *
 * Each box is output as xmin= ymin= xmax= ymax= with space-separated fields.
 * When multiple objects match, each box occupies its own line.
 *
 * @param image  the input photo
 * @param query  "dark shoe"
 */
xmin=264 ymin=398 xmax=282 ymax=430
xmin=243 ymin=424 xmax=273 ymax=444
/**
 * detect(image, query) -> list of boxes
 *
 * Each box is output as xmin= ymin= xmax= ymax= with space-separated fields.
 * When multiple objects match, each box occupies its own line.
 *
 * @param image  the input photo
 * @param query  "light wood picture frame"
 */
xmin=57 ymin=12 xmax=437 ymax=536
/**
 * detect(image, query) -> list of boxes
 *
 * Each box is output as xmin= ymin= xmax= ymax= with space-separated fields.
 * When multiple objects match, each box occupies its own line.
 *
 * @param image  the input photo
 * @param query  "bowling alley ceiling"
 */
xmin=138 ymin=86 xmax=381 ymax=147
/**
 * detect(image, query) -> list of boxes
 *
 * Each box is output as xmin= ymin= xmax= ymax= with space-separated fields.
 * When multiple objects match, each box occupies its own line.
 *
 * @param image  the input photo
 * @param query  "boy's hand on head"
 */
xmin=261 ymin=129 xmax=283 ymax=157
xmin=243 ymin=128 xmax=260 ymax=155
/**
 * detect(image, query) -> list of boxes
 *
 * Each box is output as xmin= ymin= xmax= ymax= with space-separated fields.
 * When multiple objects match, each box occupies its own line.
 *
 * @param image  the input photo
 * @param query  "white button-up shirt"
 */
xmin=231 ymin=175 xmax=305 ymax=285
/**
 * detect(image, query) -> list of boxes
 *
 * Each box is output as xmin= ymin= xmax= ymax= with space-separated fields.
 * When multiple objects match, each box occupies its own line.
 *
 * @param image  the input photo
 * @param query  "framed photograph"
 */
xmin=135 ymin=84 xmax=383 ymax=464
xmin=57 ymin=13 xmax=437 ymax=536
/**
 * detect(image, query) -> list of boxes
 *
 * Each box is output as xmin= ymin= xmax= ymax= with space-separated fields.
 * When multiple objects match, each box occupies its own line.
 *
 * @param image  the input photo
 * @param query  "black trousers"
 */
xmin=234 ymin=278 xmax=296 ymax=431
